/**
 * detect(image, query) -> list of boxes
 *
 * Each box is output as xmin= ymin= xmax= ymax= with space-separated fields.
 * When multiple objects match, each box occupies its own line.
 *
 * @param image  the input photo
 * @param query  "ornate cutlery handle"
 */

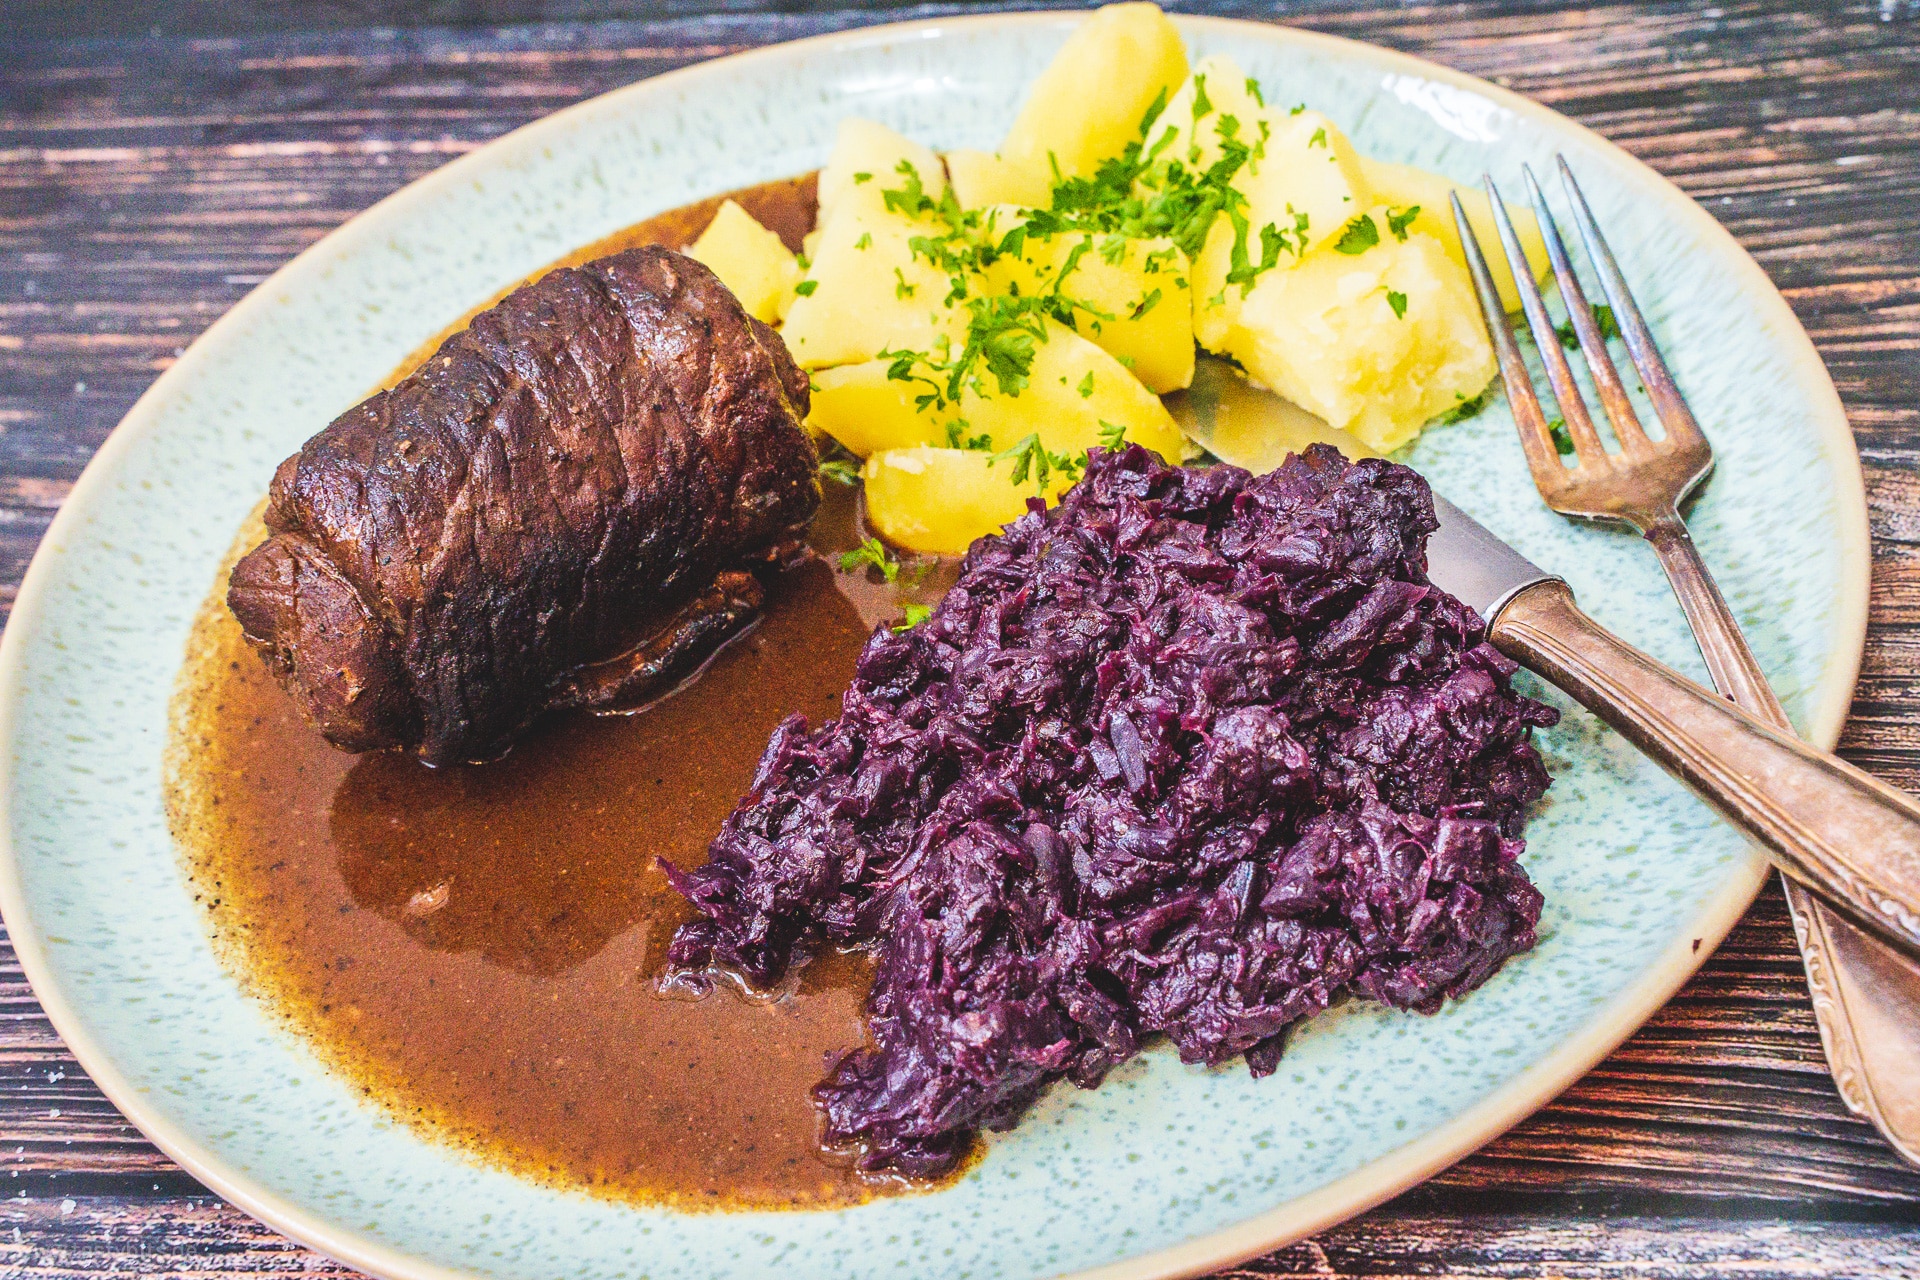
xmin=1494 ymin=578 xmax=1920 ymax=961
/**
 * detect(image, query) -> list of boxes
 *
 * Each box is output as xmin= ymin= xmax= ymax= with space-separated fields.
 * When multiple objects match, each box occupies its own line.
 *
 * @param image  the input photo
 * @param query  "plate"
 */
xmin=0 ymin=13 xmax=1867 ymax=1280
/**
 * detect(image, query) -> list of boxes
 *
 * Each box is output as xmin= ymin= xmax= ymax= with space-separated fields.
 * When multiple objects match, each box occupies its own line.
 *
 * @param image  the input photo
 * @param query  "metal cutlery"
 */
xmin=1458 ymin=158 xmax=1920 ymax=1162
xmin=1172 ymin=354 xmax=1920 ymax=967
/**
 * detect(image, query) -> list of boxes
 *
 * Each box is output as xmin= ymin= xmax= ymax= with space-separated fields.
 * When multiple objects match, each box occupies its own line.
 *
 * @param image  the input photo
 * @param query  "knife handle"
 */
xmin=1493 ymin=578 xmax=1920 ymax=963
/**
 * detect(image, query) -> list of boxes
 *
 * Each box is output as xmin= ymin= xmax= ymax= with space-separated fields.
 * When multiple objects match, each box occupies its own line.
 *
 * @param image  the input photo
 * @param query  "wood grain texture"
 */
xmin=3 ymin=0 xmax=1919 ymax=1273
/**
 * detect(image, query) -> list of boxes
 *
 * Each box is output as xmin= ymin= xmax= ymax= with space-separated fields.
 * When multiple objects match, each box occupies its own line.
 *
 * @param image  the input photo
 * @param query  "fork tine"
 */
xmin=1450 ymin=191 xmax=1564 ymax=481
xmin=1520 ymin=163 xmax=1656 ymax=462
xmin=1556 ymin=155 xmax=1707 ymax=449
xmin=1483 ymin=174 xmax=1611 ymax=470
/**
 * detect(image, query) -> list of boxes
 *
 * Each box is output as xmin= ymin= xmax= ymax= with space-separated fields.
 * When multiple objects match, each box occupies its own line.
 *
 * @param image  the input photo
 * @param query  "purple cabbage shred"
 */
xmin=664 ymin=445 xmax=1557 ymax=1178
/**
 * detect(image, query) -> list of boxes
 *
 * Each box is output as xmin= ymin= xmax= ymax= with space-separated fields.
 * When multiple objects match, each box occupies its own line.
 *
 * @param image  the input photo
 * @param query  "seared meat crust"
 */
xmin=228 ymin=246 xmax=818 ymax=764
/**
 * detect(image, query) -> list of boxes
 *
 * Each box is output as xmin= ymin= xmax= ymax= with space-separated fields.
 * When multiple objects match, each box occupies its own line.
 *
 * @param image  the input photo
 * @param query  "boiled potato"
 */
xmin=1154 ymin=57 xmax=1372 ymax=348
xmin=1144 ymin=53 xmax=1265 ymax=172
xmin=946 ymin=148 xmax=1050 ymax=210
xmin=997 ymin=3 xmax=1188 ymax=196
xmin=955 ymin=318 xmax=1185 ymax=460
xmin=864 ymin=447 xmax=1070 ymax=555
xmin=685 ymin=199 xmax=800 ymax=324
xmin=1357 ymin=157 xmax=1549 ymax=313
xmin=1219 ymin=222 xmax=1495 ymax=453
xmin=807 ymin=359 xmax=951 ymax=457
xmin=780 ymin=210 xmax=969 ymax=369
xmin=1245 ymin=109 xmax=1372 ymax=256
xmin=809 ymin=319 xmax=1183 ymax=461
xmin=986 ymin=222 xmax=1195 ymax=393
xmin=817 ymin=118 xmax=948 ymax=228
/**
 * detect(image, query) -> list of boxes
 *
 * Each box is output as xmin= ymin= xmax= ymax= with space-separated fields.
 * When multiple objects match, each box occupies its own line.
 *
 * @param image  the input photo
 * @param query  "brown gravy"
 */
xmin=166 ymin=178 xmax=953 ymax=1209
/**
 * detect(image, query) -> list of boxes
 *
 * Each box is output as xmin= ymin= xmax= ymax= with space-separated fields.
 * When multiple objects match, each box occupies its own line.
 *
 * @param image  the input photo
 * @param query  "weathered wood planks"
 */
xmin=2 ymin=0 xmax=1918 ymax=1273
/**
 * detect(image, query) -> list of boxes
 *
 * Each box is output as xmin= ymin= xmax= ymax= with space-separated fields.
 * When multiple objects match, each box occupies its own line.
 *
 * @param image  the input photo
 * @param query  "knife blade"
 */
xmin=1166 ymin=354 xmax=1920 ymax=963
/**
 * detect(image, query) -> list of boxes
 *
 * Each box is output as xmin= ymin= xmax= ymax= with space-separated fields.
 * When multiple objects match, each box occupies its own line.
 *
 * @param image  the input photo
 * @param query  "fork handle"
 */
xmin=1493 ymin=578 xmax=1920 ymax=962
xmin=1640 ymin=510 xmax=1790 ymax=728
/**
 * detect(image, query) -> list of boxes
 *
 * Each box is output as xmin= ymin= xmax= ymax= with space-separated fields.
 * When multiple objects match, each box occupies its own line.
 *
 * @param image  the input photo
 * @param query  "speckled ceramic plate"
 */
xmin=0 ymin=13 xmax=1867 ymax=1280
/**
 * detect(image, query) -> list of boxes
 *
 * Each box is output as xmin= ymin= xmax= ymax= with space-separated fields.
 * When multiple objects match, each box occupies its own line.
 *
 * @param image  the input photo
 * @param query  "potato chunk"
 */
xmin=780 ymin=210 xmax=968 ymax=370
xmin=955 ymin=318 xmax=1185 ymax=460
xmin=817 ymin=118 xmax=947 ymax=227
xmin=1151 ymin=57 xmax=1373 ymax=348
xmin=808 ymin=319 xmax=1183 ymax=462
xmin=997 ymin=3 xmax=1188 ymax=196
xmin=1357 ymin=157 xmax=1548 ymax=312
xmin=684 ymin=199 xmax=800 ymax=324
xmin=863 ymin=447 xmax=1068 ymax=556
xmin=946 ymin=148 xmax=1050 ymax=210
xmin=986 ymin=223 xmax=1195 ymax=393
xmin=806 ymin=359 xmax=948 ymax=457
xmin=1218 ymin=223 xmax=1495 ymax=453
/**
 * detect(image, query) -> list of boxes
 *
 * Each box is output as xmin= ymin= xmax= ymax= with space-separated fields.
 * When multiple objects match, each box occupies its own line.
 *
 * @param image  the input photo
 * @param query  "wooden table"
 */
xmin=3 ymin=0 xmax=1919 ymax=1273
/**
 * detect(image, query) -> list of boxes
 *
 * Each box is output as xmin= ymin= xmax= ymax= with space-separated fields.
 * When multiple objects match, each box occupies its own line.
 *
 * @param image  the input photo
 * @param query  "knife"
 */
xmin=1170 ymin=356 xmax=1920 ymax=963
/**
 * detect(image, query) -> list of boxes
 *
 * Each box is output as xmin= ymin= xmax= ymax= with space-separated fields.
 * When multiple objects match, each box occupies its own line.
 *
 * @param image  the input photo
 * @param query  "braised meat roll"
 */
xmin=227 ymin=246 xmax=819 ymax=765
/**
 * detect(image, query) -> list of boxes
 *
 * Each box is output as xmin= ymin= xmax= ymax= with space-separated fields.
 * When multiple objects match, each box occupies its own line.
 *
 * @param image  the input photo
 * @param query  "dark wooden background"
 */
xmin=3 ymin=0 xmax=1919 ymax=1274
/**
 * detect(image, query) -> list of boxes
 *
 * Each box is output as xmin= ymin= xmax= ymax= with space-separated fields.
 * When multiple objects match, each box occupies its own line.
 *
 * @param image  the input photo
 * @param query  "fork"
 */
xmin=1456 ymin=158 xmax=1920 ymax=1164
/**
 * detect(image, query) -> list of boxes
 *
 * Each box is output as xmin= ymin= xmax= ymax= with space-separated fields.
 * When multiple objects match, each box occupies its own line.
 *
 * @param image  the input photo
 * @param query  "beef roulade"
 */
xmin=227 ymin=246 xmax=819 ymax=765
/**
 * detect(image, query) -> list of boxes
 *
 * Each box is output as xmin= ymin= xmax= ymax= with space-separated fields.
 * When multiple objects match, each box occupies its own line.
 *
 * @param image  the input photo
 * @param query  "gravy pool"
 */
xmin=167 ymin=178 xmax=953 ymax=1208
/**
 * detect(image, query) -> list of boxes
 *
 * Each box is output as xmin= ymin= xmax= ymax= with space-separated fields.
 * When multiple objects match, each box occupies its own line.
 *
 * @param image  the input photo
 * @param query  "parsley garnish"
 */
xmin=852 ymin=171 xmax=873 ymax=184
xmin=893 ymin=267 xmax=916 ymax=299
xmin=1097 ymin=420 xmax=1128 ymax=450
xmin=1077 ymin=371 xmax=1095 ymax=398
xmin=1245 ymin=76 xmax=1265 ymax=106
xmin=855 ymin=231 xmax=872 ymax=250
xmin=1129 ymin=287 xmax=1162 ymax=319
xmin=1190 ymin=73 xmax=1214 ymax=121
xmin=1334 ymin=213 xmax=1380 ymax=255
xmin=1438 ymin=390 xmax=1489 ymax=425
xmin=838 ymin=537 xmax=900 ymax=582
xmin=989 ymin=432 xmax=1083 ymax=494
xmin=1387 ymin=289 xmax=1408 ymax=319
xmin=1386 ymin=205 xmax=1420 ymax=241
xmin=1043 ymin=95 xmax=1297 ymax=294
xmin=894 ymin=603 xmax=933 ymax=632
xmin=1555 ymin=302 xmax=1622 ymax=348
xmin=818 ymin=457 xmax=861 ymax=486
xmin=1546 ymin=415 xmax=1575 ymax=455
xmin=793 ymin=279 xmax=818 ymax=296
xmin=944 ymin=419 xmax=992 ymax=451
xmin=1308 ymin=126 xmax=1328 ymax=149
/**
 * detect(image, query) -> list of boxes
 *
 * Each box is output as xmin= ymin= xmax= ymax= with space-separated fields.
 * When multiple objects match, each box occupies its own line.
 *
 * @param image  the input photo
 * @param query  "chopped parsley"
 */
xmin=852 ymin=171 xmax=873 ymax=184
xmin=855 ymin=231 xmax=873 ymax=250
xmin=1387 ymin=289 xmax=1408 ymax=319
xmin=945 ymin=419 xmax=992 ymax=451
xmin=818 ymin=456 xmax=861 ymax=486
xmin=1555 ymin=302 xmax=1622 ymax=348
xmin=839 ymin=536 xmax=900 ymax=582
xmin=1546 ymin=415 xmax=1575 ymax=455
xmin=1245 ymin=76 xmax=1265 ymax=106
xmin=1333 ymin=213 xmax=1380 ymax=255
xmin=1308 ymin=126 xmax=1328 ymax=149
xmin=893 ymin=267 xmax=916 ymax=299
xmin=793 ymin=279 xmax=818 ymax=296
xmin=1129 ymin=287 xmax=1162 ymax=319
xmin=1438 ymin=390 xmax=1489 ymax=425
xmin=1097 ymin=420 xmax=1128 ymax=450
xmin=894 ymin=603 xmax=933 ymax=632
xmin=1077 ymin=370 xmax=1095 ymax=398
xmin=1386 ymin=205 xmax=1420 ymax=241
xmin=989 ymin=432 xmax=1083 ymax=494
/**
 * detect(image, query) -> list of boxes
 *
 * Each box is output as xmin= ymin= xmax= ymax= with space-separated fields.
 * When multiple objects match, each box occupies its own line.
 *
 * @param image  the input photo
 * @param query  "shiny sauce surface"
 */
xmin=167 ymin=179 xmax=952 ymax=1209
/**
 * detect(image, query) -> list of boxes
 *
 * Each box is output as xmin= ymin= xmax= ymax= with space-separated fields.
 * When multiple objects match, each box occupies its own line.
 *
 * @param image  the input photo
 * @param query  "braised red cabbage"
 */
xmin=665 ymin=445 xmax=1556 ymax=1177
